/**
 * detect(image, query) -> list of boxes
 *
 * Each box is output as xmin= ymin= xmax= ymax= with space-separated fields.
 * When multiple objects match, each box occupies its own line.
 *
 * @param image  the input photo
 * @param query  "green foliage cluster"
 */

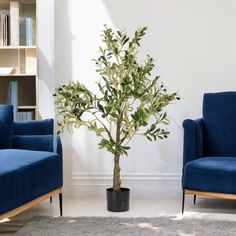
xmin=54 ymin=26 xmax=179 ymax=157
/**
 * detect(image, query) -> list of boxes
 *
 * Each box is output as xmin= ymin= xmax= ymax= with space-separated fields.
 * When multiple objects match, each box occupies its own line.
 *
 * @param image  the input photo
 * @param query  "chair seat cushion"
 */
xmin=0 ymin=149 xmax=62 ymax=215
xmin=183 ymin=157 xmax=236 ymax=194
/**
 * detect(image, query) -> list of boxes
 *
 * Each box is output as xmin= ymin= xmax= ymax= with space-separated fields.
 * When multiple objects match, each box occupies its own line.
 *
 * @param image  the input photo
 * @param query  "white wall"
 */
xmin=37 ymin=0 xmax=55 ymax=119
xmin=54 ymin=0 xmax=236 ymax=196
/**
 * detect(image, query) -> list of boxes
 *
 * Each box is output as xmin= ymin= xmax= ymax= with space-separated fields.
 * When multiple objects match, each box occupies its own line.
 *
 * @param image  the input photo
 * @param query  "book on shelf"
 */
xmin=20 ymin=17 xmax=33 ymax=46
xmin=16 ymin=111 xmax=34 ymax=121
xmin=10 ymin=1 xmax=19 ymax=46
xmin=22 ymin=3 xmax=36 ymax=45
xmin=0 ymin=10 xmax=10 ymax=46
xmin=0 ymin=2 xmax=36 ymax=47
xmin=7 ymin=80 xmax=34 ymax=122
xmin=8 ymin=80 xmax=18 ymax=121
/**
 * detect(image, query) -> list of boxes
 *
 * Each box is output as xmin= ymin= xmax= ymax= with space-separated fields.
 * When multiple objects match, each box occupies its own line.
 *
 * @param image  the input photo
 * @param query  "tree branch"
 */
xmin=92 ymin=112 xmax=114 ymax=142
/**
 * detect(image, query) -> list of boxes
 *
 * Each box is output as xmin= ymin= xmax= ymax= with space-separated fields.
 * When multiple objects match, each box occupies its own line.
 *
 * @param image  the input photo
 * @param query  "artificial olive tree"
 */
xmin=54 ymin=26 xmax=179 ymax=192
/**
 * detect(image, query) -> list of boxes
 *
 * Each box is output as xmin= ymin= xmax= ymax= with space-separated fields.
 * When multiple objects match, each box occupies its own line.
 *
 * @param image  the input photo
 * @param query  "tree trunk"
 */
xmin=113 ymin=154 xmax=121 ymax=191
xmin=113 ymin=115 xmax=122 ymax=192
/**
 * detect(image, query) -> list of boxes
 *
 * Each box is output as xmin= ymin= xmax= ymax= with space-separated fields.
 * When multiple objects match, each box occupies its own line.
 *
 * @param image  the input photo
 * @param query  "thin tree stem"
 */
xmin=92 ymin=113 xmax=114 ymax=142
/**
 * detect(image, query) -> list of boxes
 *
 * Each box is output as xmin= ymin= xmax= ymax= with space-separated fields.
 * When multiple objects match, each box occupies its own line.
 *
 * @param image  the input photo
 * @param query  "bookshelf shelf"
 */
xmin=18 ymin=105 xmax=36 ymax=109
xmin=0 ymin=0 xmax=35 ymax=3
xmin=0 ymin=73 xmax=36 ymax=76
xmin=0 ymin=0 xmax=38 ymax=121
xmin=0 ymin=46 xmax=36 ymax=49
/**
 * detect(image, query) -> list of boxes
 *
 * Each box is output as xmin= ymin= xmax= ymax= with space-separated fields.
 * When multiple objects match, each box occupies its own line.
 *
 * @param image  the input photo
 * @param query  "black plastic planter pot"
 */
xmin=106 ymin=188 xmax=130 ymax=212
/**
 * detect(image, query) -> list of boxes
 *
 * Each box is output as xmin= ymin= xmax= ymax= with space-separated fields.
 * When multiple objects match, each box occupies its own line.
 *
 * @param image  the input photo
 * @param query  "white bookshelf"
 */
xmin=2 ymin=73 xmax=36 ymax=76
xmin=0 ymin=0 xmax=38 ymax=120
xmin=18 ymin=105 xmax=36 ymax=109
xmin=0 ymin=45 xmax=36 ymax=49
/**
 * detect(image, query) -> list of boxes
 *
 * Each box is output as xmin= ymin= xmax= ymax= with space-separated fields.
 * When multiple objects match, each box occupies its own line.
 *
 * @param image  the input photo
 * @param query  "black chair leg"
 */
xmin=182 ymin=190 xmax=185 ymax=214
xmin=50 ymin=197 xmax=52 ymax=203
xmin=59 ymin=193 xmax=63 ymax=216
xmin=194 ymin=195 xmax=196 ymax=205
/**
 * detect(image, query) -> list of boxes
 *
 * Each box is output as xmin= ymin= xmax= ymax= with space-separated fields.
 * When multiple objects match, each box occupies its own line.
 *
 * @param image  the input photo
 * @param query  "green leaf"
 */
xmin=149 ymin=124 xmax=156 ymax=132
xmin=98 ymin=139 xmax=109 ymax=148
xmin=122 ymin=37 xmax=129 ymax=45
xmin=114 ymin=47 xmax=118 ymax=54
xmin=97 ymin=102 xmax=104 ymax=113
xmin=54 ymin=25 xmax=180 ymax=158
xmin=117 ymin=31 xmax=122 ymax=37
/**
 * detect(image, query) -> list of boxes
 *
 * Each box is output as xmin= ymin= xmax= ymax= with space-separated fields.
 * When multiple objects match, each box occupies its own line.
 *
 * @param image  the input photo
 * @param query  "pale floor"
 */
xmin=1 ymin=193 xmax=236 ymax=234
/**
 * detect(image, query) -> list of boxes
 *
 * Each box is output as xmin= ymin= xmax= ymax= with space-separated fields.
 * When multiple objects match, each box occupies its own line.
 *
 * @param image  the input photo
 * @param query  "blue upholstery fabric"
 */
xmin=203 ymin=92 xmax=236 ymax=157
xmin=183 ymin=157 xmax=236 ymax=194
xmin=183 ymin=119 xmax=204 ymax=166
xmin=54 ymin=134 xmax=62 ymax=158
xmin=0 ymin=105 xmax=13 ymax=149
xmin=182 ymin=91 xmax=236 ymax=195
xmin=0 ymin=107 xmax=63 ymax=216
xmin=14 ymin=119 xmax=53 ymax=135
xmin=0 ymin=149 xmax=62 ymax=214
xmin=13 ymin=135 xmax=54 ymax=152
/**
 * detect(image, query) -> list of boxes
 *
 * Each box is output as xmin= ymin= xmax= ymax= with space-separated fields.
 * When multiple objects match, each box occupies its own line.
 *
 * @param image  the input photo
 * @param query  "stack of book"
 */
xmin=8 ymin=80 xmax=34 ymax=122
xmin=16 ymin=111 xmax=34 ymax=121
xmin=0 ymin=10 xmax=10 ymax=46
xmin=0 ymin=2 xmax=35 ymax=47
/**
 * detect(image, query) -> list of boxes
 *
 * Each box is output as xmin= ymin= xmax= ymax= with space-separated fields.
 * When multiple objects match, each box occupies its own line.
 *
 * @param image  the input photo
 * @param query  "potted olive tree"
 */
xmin=54 ymin=26 xmax=179 ymax=212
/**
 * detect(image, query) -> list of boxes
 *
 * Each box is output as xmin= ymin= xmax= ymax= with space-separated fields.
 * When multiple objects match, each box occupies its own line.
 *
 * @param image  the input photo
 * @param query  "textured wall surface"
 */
xmin=53 ymin=0 xmax=236 ymax=195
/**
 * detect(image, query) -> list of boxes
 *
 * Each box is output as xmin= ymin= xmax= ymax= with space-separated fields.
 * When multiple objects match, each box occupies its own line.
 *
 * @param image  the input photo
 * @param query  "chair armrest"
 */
xmin=54 ymin=132 xmax=63 ymax=158
xmin=183 ymin=118 xmax=204 ymax=166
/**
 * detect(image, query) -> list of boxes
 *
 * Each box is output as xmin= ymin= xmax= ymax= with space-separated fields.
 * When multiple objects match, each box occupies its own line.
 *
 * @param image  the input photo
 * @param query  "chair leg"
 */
xmin=50 ymin=197 xmax=52 ymax=203
xmin=182 ymin=190 xmax=185 ymax=214
xmin=193 ymin=195 xmax=196 ymax=205
xmin=59 ymin=193 xmax=63 ymax=216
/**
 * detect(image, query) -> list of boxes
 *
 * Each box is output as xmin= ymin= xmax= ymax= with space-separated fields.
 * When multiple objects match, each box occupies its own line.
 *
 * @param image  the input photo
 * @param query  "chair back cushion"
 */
xmin=0 ymin=105 xmax=14 ymax=149
xmin=14 ymin=119 xmax=53 ymax=135
xmin=203 ymin=92 xmax=236 ymax=156
xmin=13 ymin=135 xmax=54 ymax=152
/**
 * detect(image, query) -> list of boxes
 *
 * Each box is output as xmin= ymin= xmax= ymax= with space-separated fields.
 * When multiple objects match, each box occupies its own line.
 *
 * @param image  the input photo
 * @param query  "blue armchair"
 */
xmin=182 ymin=92 xmax=236 ymax=213
xmin=0 ymin=105 xmax=63 ymax=220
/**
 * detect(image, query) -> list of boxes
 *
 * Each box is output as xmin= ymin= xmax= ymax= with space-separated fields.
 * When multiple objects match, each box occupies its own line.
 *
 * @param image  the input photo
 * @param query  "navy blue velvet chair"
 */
xmin=0 ymin=105 xmax=63 ymax=220
xmin=182 ymin=92 xmax=236 ymax=213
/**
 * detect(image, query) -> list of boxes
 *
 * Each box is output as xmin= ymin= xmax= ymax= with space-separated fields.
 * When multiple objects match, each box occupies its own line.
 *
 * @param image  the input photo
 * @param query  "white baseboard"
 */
xmin=64 ymin=173 xmax=182 ymax=197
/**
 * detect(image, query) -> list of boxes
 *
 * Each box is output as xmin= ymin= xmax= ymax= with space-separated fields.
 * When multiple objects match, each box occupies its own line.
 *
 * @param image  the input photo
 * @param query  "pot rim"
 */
xmin=106 ymin=187 xmax=130 ymax=192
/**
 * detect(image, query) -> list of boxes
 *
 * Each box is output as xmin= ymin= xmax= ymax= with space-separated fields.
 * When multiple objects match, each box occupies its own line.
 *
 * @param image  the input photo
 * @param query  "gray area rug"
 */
xmin=0 ymin=219 xmax=29 ymax=236
xmin=13 ymin=216 xmax=236 ymax=236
